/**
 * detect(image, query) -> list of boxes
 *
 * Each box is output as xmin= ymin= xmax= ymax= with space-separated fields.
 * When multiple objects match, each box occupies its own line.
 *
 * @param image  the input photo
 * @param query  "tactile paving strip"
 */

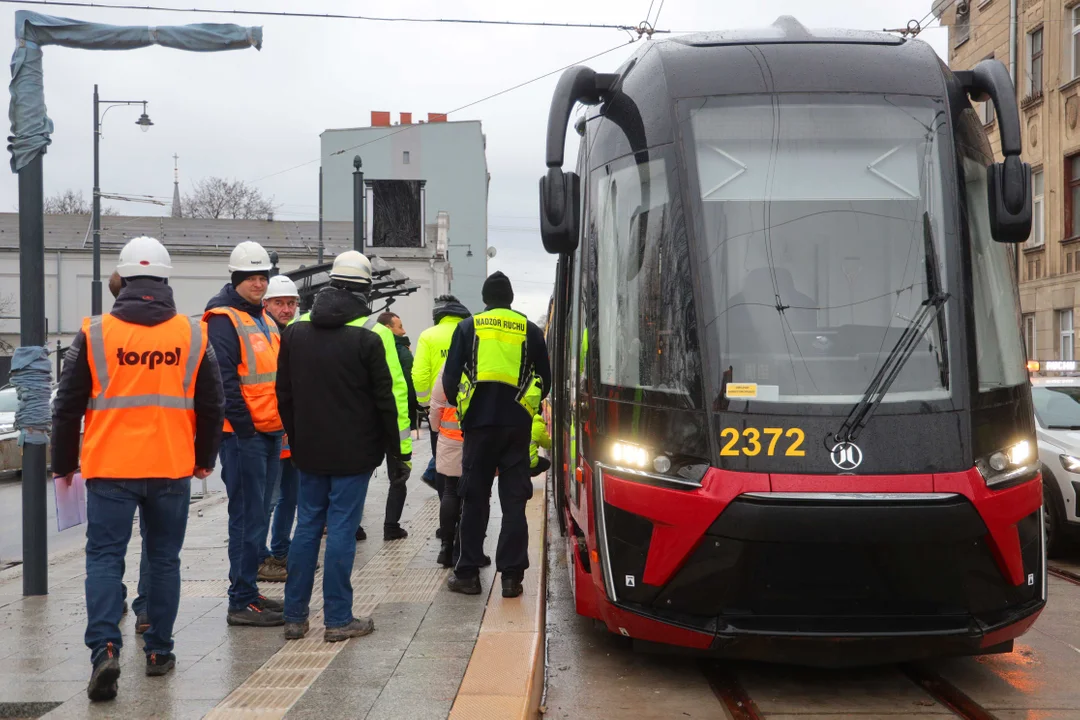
xmin=205 ymin=495 xmax=441 ymax=719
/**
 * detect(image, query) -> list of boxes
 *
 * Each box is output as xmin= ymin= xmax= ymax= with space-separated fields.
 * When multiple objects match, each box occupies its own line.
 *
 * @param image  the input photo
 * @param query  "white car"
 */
xmin=0 ymin=385 xmax=19 ymax=476
xmin=1031 ymin=375 xmax=1080 ymax=555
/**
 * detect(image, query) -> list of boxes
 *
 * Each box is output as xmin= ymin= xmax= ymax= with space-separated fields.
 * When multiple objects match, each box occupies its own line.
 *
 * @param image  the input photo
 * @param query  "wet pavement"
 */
xmin=543 ymin=501 xmax=1080 ymax=719
xmin=0 ymin=439 xmax=508 ymax=719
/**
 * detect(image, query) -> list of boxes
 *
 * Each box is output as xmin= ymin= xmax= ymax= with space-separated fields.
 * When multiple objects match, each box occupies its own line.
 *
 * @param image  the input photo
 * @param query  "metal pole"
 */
xmin=317 ymin=166 xmax=324 ymax=264
xmin=20 ymin=154 xmax=48 ymax=596
xmin=353 ymin=156 xmax=363 ymax=252
xmin=55 ymin=339 xmax=61 ymax=380
xmin=91 ymin=84 xmax=102 ymax=316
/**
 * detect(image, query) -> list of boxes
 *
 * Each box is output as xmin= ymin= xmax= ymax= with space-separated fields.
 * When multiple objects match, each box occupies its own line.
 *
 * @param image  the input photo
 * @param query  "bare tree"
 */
xmin=0 ymin=294 xmax=14 ymax=354
xmin=182 ymin=177 xmax=276 ymax=220
xmin=43 ymin=189 xmax=117 ymax=216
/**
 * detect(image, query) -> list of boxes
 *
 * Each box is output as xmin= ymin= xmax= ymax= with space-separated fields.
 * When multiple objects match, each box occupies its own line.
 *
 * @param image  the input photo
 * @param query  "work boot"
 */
xmin=501 ymin=575 xmax=524 ymax=599
xmin=324 ymin=617 xmax=375 ymax=642
xmin=384 ymin=525 xmax=409 ymax=541
xmin=355 ymin=526 xmax=367 ymax=542
xmin=481 ymin=554 xmax=492 ymax=568
xmin=447 ymin=574 xmax=482 ymax=595
xmin=227 ymin=603 xmax=285 ymax=627
xmin=87 ymin=642 xmax=120 ymax=702
xmin=145 ymin=651 xmax=176 ymax=677
xmin=258 ymin=560 xmax=287 ymax=583
xmin=267 ymin=555 xmax=287 ymax=568
xmin=256 ymin=595 xmax=284 ymax=612
xmin=437 ymin=542 xmax=454 ymax=568
xmin=135 ymin=613 xmax=150 ymax=635
xmin=435 ymin=527 xmax=444 ymax=540
xmin=284 ymin=620 xmax=310 ymax=640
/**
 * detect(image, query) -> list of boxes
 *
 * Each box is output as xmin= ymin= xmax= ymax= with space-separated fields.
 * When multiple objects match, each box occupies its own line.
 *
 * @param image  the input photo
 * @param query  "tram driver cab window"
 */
xmin=688 ymin=95 xmax=953 ymax=406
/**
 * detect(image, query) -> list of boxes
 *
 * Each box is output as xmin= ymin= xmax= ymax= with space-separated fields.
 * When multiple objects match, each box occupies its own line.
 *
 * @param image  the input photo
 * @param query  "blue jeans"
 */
xmin=123 ymin=510 xmax=150 ymax=617
xmin=268 ymin=460 xmax=299 ymax=559
xmin=285 ymin=471 xmax=371 ymax=629
xmin=220 ymin=433 xmax=282 ymax=611
xmin=85 ymin=478 xmax=191 ymax=663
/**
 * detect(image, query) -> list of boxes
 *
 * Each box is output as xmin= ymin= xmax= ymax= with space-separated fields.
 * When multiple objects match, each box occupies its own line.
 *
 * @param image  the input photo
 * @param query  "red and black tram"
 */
xmin=538 ymin=16 xmax=1043 ymax=666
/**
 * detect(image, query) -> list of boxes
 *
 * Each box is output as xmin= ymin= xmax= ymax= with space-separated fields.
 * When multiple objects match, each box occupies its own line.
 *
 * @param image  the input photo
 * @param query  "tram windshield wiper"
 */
xmin=833 ymin=213 xmax=949 ymax=444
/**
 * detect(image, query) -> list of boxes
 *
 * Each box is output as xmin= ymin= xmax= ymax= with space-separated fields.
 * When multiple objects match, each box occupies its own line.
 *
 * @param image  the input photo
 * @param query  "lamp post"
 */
xmin=353 ymin=155 xmax=364 ymax=252
xmin=92 ymin=85 xmax=152 ymax=315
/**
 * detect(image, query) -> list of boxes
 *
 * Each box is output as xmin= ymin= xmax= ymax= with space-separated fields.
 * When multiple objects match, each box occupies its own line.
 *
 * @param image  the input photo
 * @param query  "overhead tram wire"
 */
xmin=249 ymin=40 xmax=637 ymax=185
xmin=0 ymin=0 xmax=662 ymax=34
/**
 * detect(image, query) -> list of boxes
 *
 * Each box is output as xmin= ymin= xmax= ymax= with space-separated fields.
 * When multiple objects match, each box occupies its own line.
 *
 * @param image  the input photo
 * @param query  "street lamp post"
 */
xmin=92 ymin=84 xmax=153 ymax=315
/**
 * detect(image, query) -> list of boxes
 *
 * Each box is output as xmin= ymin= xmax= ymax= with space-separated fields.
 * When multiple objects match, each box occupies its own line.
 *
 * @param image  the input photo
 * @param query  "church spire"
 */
xmin=171 ymin=153 xmax=182 ymax=218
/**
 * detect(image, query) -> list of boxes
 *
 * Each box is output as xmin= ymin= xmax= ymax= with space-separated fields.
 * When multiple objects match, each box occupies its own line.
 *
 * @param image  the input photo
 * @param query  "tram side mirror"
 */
xmin=987 ymin=156 xmax=1032 ymax=243
xmin=957 ymin=60 xmax=1032 ymax=243
xmin=539 ymin=168 xmax=581 ymax=255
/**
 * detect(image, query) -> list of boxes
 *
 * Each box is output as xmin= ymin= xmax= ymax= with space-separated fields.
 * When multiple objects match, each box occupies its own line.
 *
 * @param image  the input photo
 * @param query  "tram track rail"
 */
xmin=1048 ymin=564 xmax=1080 ymax=586
xmin=701 ymin=660 xmax=1002 ymax=720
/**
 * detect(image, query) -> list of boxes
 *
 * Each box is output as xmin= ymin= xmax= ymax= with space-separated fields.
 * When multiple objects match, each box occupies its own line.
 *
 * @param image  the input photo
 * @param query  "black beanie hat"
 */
xmin=232 ymin=270 xmax=269 ymax=288
xmin=482 ymin=271 xmax=514 ymax=306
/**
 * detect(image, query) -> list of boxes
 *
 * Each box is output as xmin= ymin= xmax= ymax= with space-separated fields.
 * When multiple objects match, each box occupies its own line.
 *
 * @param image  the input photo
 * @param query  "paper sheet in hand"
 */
xmin=54 ymin=472 xmax=87 ymax=532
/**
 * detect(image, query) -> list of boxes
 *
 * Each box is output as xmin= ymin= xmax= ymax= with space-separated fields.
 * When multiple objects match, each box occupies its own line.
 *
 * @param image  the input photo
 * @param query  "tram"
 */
xmin=538 ymin=17 xmax=1043 ymax=666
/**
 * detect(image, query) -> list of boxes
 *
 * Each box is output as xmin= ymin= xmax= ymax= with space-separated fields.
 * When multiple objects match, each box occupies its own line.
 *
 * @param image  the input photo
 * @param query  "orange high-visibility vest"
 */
xmin=80 ymin=314 xmax=207 ymax=480
xmin=203 ymin=307 xmax=283 ymax=434
xmin=281 ymin=433 xmax=291 ymax=460
xmin=440 ymin=406 xmax=463 ymax=443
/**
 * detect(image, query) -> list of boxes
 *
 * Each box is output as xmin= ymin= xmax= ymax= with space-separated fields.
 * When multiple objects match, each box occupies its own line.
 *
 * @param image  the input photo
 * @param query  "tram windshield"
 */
xmin=681 ymin=94 xmax=1022 ymax=407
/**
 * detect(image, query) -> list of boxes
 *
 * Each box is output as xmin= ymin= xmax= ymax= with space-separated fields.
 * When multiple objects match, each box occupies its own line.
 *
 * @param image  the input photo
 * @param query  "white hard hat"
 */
xmin=329 ymin=250 xmax=373 ymax=284
xmin=228 ymin=241 xmax=273 ymax=273
xmin=264 ymin=275 xmax=300 ymax=300
xmin=116 ymin=236 xmax=172 ymax=279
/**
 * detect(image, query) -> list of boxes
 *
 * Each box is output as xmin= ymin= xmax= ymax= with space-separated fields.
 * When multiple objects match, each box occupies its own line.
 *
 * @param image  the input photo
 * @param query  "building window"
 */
xmin=402 ymin=151 xmax=410 ymax=165
xmin=1027 ymin=28 xmax=1043 ymax=98
xmin=955 ymin=1 xmax=971 ymax=47
xmin=1068 ymin=155 xmax=1080 ymax=240
xmin=1028 ymin=169 xmax=1044 ymax=249
xmin=1024 ymin=313 xmax=1037 ymax=361
xmin=1073 ymin=7 xmax=1080 ymax=80
xmin=1060 ymin=309 xmax=1075 ymax=361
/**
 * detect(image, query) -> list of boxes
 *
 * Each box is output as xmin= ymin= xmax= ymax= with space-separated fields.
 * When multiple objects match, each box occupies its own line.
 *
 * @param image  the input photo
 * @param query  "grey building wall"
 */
xmin=320 ymin=119 xmax=489 ymax=314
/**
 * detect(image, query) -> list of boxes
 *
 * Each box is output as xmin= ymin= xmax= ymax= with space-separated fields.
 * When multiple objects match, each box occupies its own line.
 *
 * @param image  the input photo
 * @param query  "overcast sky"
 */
xmin=0 ymin=0 xmax=948 ymax=322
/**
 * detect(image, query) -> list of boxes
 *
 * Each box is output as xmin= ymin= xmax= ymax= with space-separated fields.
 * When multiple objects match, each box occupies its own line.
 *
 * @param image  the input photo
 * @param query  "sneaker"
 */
xmin=227 ymin=603 xmax=285 ymax=627
xmin=87 ymin=642 xmax=120 ymax=702
xmin=145 ymin=651 xmax=176 ymax=677
xmin=501 ymin=575 xmax=524 ymax=599
xmin=258 ymin=560 xmax=287 ymax=583
xmin=135 ymin=613 xmax=150 ymax=635
xmin=447 ymin=574 xmax=482 ymax=595
xmin=355 ymin=526 xmax=367 ymax=542
xmin=284 ymin=620 xmax=309 ymax=640
xmin=256 ymin=595 xmax=284 ymax=612
xmin=384 ymin=526 xmax=409 ymax=541
xmin=324 ymin=617 xmax=374 ymax=642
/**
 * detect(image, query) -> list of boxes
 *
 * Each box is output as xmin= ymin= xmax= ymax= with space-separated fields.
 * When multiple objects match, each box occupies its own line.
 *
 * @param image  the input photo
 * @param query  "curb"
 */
xmin=448 ymin=474 xmax=548 ymax=720
xmin=0 ymin=490 xmax=228 ymax=587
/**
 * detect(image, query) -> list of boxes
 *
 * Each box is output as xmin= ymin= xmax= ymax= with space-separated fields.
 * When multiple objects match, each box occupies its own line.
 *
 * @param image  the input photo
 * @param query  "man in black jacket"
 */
xmin=52 ymin=236 xmax=224 ymax=700
xmin=276 ymin=251 xmax=407 ymax=643
xmin=442 ymin=272 xmax=551 ymax=598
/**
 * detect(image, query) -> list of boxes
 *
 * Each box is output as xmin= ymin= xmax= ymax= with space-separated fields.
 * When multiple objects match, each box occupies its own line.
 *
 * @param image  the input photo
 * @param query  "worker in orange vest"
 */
xmin=51 ymin=236 xmax=224 ymax=701
xmin=203 ymin=241 xmax=285 ymax=627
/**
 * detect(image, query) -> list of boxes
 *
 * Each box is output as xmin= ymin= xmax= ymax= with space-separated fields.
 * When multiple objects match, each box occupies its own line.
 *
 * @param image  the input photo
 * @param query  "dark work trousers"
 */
xmin=384 ymin=468 xmax=407 ymax=532
xmin=455 ymin=425 xmax=532 ymax=580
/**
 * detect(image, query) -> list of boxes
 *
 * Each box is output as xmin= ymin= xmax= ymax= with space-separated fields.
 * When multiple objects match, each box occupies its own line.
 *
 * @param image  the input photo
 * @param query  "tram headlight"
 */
xmin=611 ymin=441 xmax=650 ymax=469
xmin=977 ymin=439 xmax=1039 ymax=490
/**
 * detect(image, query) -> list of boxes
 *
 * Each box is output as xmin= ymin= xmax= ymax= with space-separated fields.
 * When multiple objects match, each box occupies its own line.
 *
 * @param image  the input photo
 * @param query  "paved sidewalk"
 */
xmin=0 ymin=439 xmax=522 ymax=720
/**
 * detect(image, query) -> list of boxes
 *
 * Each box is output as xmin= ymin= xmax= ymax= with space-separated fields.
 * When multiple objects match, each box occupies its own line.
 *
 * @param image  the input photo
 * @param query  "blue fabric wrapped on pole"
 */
xmin=10 ymin=345 xmax=51 ymax=446
xmin=7 ymin=10 xmax=262 ymax=172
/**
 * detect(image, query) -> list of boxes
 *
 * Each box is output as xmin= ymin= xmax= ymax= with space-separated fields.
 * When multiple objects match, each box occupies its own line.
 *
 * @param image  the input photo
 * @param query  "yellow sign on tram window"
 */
xmin=725 ymin=383 xmax=758 ymax=398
